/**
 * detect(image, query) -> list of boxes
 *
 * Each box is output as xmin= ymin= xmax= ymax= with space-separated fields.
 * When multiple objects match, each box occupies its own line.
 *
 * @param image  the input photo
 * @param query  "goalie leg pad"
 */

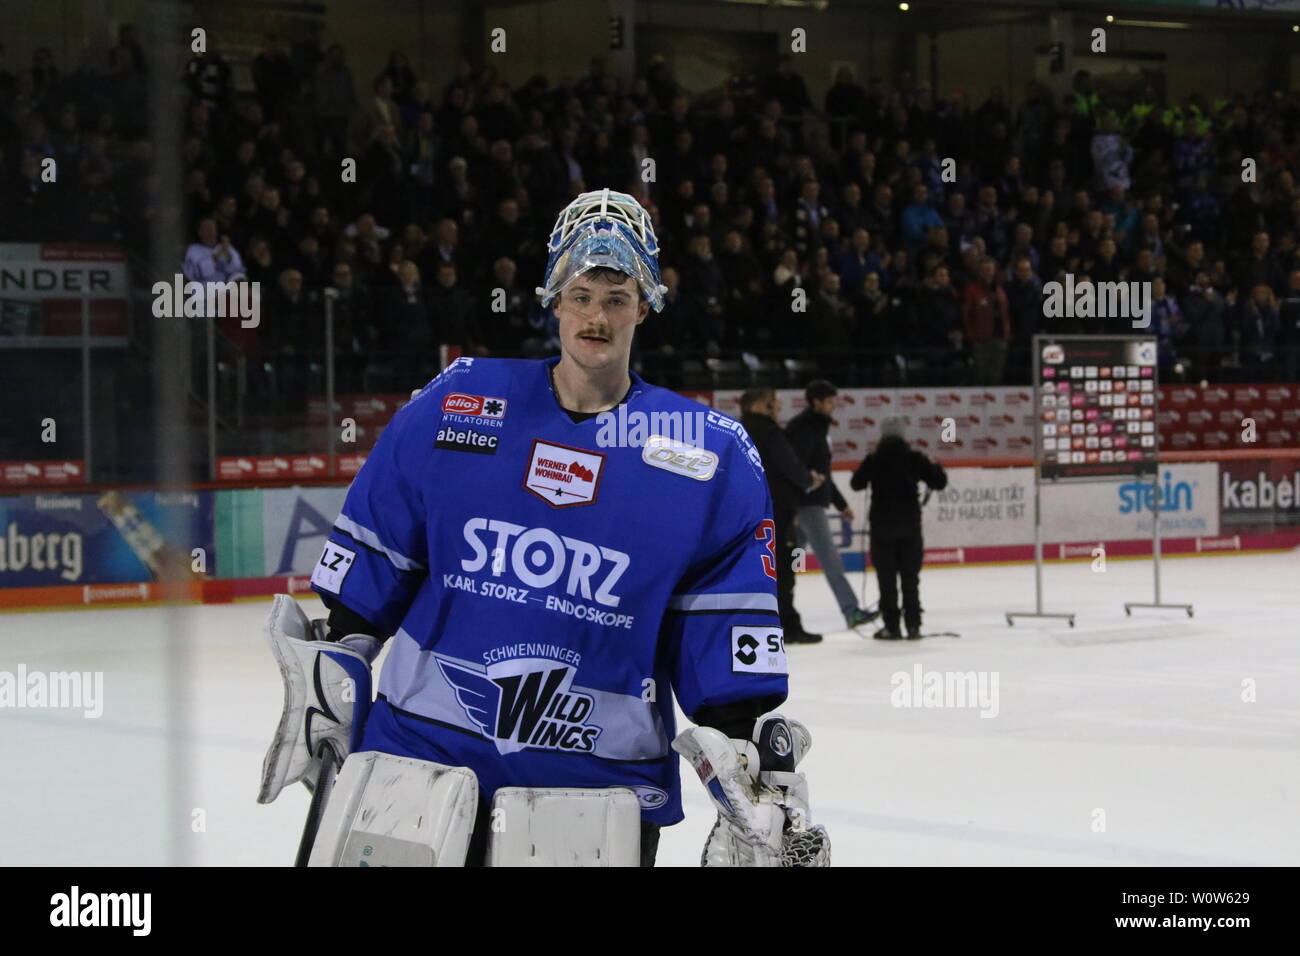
xmin=307 ymin=751 xmax=479 ymax=867
xmin=486 ymin=787 xmax=641 ymax=867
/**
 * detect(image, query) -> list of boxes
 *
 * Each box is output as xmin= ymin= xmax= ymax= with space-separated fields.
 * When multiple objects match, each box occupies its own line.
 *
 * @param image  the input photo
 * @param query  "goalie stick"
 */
xmin=294 ymin=738 xmax=344 ymax=867
xmin=851 ymin=624 xmax=961 ymax=639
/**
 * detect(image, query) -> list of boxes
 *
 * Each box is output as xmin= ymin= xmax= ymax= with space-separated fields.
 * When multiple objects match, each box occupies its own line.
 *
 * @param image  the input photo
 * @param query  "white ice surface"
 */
xmin=1 ymin=549 xmax=1296 ymax=866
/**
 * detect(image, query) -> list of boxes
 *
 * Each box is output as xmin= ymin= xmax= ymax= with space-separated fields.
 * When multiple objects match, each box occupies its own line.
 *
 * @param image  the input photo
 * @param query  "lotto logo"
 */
xmin=442 ymin=393 xmax=507 ymax=418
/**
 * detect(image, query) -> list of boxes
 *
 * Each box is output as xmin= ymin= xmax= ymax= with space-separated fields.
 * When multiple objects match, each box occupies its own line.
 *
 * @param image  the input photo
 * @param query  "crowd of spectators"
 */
xmin=0 ymin=32 xmax=152 ymax=250
xmin=5 ymin=29 xmax=1300 ymax=392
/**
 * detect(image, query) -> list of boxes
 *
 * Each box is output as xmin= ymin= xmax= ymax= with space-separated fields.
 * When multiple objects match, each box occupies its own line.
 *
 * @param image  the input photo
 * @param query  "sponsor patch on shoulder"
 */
xmin=311 ymin=541 xmax=357 ymax=594
xmin=435 ymin=425 xmax=499 ymax=454
xmin=730 ymin=625 xmax=787 ymax=675
xmin=442 ymin=392 xmax=507 ymax=419
xmin=642 ymin=434 xmax=718 ymax=480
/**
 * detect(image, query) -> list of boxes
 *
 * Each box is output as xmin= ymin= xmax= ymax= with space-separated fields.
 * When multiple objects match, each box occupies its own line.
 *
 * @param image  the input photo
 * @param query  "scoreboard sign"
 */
xmin=1035 ymin=335 xmax=1159 ymax=481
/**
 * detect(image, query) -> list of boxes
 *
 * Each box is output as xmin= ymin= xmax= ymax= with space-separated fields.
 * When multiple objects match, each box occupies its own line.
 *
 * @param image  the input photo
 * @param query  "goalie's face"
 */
xmin=554 ymin=273 xmax=648 ymax=372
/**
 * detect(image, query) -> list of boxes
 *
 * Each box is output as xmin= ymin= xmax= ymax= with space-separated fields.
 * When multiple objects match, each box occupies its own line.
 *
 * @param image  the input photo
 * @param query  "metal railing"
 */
xmin=5 ymin=288 xmax=1298 ymax=488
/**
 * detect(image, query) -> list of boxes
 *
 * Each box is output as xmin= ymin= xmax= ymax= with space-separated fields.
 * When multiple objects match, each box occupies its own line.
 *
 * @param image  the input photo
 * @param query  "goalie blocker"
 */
xmin=259 ymin=595 xmax=829 ymax=866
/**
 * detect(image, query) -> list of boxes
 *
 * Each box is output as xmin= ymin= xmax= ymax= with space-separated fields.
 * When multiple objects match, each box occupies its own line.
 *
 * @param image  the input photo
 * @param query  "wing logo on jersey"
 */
xmin=436 ymin=654 xmax=603 ymax=755
xmin=524 ymin=439 xmax=605 ymax=507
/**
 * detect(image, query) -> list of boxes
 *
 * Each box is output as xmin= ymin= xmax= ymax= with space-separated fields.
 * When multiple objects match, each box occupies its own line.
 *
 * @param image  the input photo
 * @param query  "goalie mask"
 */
xmin=536 ymin=188 xmax=668 ymax=313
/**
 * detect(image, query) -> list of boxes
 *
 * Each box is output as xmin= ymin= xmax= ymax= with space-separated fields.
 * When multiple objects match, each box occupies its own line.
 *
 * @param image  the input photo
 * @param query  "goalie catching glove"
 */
xmin=257 ymin=594 xmax=382 ymax=805
xmin=673 ymin=712 xmax=830 ymax=867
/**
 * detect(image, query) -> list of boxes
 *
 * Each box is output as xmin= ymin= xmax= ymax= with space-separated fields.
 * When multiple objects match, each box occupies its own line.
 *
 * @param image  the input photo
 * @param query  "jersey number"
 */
xmin=755 ymin=519 xmax=777 ymax=581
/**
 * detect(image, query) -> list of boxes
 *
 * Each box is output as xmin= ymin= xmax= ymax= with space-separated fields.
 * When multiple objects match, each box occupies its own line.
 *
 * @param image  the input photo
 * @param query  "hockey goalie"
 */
xmin=257 ymin=188 xmax=830 ymax=867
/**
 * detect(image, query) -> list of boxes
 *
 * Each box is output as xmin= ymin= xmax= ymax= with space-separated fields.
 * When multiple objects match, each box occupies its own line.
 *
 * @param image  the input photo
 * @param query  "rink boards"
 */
xmin=0 ymin=452 xmax=1297 ymax=609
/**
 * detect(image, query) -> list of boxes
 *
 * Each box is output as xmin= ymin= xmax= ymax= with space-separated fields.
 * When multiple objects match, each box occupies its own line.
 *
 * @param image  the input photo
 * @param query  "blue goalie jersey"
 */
xmin=310 ymin=356 xmax=789 ymax=825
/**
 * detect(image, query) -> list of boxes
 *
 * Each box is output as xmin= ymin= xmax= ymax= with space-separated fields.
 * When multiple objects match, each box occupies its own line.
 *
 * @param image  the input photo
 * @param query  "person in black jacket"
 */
xmin=740 ymin=387 xmax=826 ymax=644
xmin=849 ymin=417 xmax=948 ymax=640
xmin=785 ymin=380 xmax=878 ymax=630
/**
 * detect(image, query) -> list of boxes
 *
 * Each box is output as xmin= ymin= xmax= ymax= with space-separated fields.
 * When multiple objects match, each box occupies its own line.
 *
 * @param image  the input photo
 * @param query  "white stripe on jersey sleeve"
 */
xmin=334 ymin=513 xmax=427 ymax=572
xmin=668 ymin=592 xmax=779 ymax=613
